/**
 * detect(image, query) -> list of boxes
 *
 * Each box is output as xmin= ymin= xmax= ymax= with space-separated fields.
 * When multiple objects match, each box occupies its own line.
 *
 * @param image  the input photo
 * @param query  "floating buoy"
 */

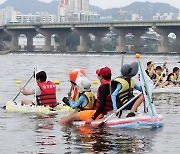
xmin=54 ymin=80 xmax=60 ymax=85
xmin=16 ymin=80 xmax=21 ymax=84
xmin=92 ymin=80 xmax=99 ymax=85
xmin=135 ymin=53 xmax=140 ymax=59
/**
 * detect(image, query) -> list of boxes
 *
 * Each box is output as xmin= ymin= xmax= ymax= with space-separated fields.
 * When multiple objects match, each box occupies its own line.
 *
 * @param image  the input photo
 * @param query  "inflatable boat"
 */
xmin=5 ymin=101 xmax=74 ymax=114
xmin=73 ymin=114 xmax=163 ymax=129
xmin=134 ymin=86 xmax=180 ymax=94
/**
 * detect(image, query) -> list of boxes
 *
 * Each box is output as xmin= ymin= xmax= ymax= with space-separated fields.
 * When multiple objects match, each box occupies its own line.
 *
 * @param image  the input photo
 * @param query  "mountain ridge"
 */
xmin=0 ymin=0 xmax=179 ymax=20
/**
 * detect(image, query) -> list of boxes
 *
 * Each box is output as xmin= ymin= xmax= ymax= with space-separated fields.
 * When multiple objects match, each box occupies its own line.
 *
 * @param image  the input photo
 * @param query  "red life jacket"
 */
xmin=94 ymin=80 xmax=113 ymax=115
xmin=36 ymin=81 xmax=57 ymax=107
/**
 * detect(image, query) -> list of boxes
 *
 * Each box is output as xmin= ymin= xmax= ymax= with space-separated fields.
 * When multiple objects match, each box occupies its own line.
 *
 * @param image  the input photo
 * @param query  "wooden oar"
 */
xmin=98 ymin=92 xmax=142 ymax=127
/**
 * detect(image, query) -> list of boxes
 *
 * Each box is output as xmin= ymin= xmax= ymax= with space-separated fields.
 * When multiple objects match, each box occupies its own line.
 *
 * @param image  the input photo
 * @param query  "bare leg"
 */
xmin=130 ymin=94 xmax=144 ymax=113
xmin=58 ymin=112 xmax=80 ymax=125
xmin=21 ymin=99 xmax=33 ymax=105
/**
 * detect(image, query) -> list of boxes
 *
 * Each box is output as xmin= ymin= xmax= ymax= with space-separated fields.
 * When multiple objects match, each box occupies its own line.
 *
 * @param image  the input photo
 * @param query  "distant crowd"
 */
xmin=146 ymin=61 xmax=179 ymax=87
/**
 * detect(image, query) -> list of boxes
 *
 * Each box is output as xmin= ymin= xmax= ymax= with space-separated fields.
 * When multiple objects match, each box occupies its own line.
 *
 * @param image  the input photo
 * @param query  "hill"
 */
xmin=0 ymin=0 xmax=179 ymax=20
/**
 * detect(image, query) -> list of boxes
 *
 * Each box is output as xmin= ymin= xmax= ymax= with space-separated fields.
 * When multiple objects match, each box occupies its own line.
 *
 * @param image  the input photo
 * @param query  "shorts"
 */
xmin=124 ymin=96 xmax=138 ymax=110
xmin=79 ymin=110 xmax=104 ymax=121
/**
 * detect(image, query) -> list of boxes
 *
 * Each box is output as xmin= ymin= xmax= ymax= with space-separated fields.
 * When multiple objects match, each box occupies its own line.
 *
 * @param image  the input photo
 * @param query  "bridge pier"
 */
xmin=3 ymin=30 xmax=21 ymax=51
xmin=158 ymin=34 xmax=169 ymax=53
xmin=131 ymin=30 xmax=146 ymax=53
xmin=77 ymin=31 xmax=89 ymax=52
xmin=36 ymin=28 xmax=54 ymax=51
xmin=153 ymin=27 xmax=169 ymax=53
xmin=57 ymin=32 xmax=68 ymax=52
xmin=43 ymin=34 xmax=54 ymax=51
xmin=24 ymin=32 xmax=37 ymax=51
xmin=10 ymin=33 xmax=21 ymax=51
xmin=91 ymin=30 xmax=108 ymax=52
xmin=174 ymin=31 xmax=180 ymax=52
xmin=0 ymin=34 xmax=4 ymax=50
xmin=111 ymin=28 xmax=128 ymax=52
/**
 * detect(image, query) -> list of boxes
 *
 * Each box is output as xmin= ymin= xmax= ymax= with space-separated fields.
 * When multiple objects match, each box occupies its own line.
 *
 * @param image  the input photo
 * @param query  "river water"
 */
xmin=0 ymin=53 xmax=179 ymax=154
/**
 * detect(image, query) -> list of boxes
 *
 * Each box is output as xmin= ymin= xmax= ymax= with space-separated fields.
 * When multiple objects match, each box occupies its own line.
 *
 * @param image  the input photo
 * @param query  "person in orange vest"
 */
xmin=20 ymin=70 xmax=57 ymax=107
xmin=63 ymin=73 xmax=95 ymax=111
xmin=62 ymin=69 xmax=86 ymax=104
xmin=59 ymin=66 xmax=113 ymax=125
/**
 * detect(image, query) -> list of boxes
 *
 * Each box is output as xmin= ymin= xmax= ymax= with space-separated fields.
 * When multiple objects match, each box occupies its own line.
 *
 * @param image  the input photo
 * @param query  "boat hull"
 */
xmin=134 ymin=87 xmax=180 ymax=94
xmin=73 ymin=115 xmax=163 ymax=129
xmin=6 ymin=101 xmax=74 ymax=114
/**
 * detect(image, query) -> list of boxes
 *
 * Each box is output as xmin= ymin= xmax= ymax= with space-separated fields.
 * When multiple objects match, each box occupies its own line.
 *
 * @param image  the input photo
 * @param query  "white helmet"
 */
xmin=75 ymin=72 xmax=91 ymax=93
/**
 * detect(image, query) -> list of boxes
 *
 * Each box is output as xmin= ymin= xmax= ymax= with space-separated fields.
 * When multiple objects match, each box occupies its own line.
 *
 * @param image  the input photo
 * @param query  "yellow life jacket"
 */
xmin=111 ymin=77 xmax=135 ymax=108
xmin=77 ymin=91 xmax=96 ymax=110
xmin=154 ymin=73 xmax=163 ymax=81
xmin=172 ymin=73 xmax=180 ymax=81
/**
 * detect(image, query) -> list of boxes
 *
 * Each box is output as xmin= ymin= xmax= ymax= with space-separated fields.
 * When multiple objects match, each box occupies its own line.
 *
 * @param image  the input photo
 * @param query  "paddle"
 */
xmin=2 ymin=74 xmax=34 ymax=109
xmin=98 ymin=92 xmax=142 ymax=127
xmin=13 ymin=74 xmax=34 ymax=102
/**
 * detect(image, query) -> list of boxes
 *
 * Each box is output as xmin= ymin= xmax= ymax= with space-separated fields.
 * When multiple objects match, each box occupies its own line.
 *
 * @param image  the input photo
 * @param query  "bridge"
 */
xmin=0 ymin=21 xmax=180 ymax=52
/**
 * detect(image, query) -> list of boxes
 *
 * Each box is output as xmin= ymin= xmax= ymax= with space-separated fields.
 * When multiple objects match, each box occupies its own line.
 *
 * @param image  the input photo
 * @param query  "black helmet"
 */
xmin=121 ymin=62 xmax=138 ymax=78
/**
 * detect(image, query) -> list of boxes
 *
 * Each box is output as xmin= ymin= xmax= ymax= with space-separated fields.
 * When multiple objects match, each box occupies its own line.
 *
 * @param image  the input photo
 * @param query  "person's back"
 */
xmin=36 ymin=80 xmax=57 ymax=107
xmin=21 ymin=70 xmax=57 ymax=107
xmin=163 ymin=67 xmax=180 ymax=87
xmin=111 ymin=77 xmax=135 ymax=109
xmin=94 ymin=79 xmax=112 ymax=115
xmin=111 ymin=62 xmax=141 ymax=117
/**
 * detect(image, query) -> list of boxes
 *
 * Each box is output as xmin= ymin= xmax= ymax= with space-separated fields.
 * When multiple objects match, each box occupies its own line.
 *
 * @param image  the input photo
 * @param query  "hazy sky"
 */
xmin=0 ymin=0 xmax=180 ymax=9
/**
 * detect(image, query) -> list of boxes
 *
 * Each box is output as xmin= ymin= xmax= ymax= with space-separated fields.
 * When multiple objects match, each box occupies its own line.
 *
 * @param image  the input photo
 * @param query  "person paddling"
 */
xmin=145 ymin=61 xmax=155 ymax=78
xmin=111 ymin=62 xmax=142 ymax=118
xmin=62 ymin=73 xmax=95 ymax=111
xmin=59 ymin=66 xmax=113 ymax=125
xmin=63 ymin=69 xmax=86 ymax=104
xmin=162 ymin=67 xmax=180 ymax=87
xmin=20 ymin=70 xmax=57 ymax=107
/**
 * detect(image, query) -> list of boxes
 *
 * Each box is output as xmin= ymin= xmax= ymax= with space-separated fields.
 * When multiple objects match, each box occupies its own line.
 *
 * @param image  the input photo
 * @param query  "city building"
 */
xmin=153 ymin=12 xmax=180 ymax=21
xmin=58 ymin=0 xmax=100 ymax=22
xmin=15 ymin=12 xmax=56 ymax=24
xmin=131 ymin=13 xmax=142 ymax=21
xmin=0 ymin=7 xmax=57 ymax=25
xmin=0 ymin=7 xmax=17 ymax=25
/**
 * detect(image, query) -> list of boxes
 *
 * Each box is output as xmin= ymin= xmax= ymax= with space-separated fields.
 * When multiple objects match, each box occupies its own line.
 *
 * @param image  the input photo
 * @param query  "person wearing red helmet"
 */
xmin=59 ymin=66 xmax=113 ymax=125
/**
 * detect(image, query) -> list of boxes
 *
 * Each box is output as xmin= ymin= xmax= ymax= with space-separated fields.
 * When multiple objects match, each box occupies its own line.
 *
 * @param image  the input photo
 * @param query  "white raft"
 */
xmin=134 ymin=86 xmax=180 ymax=94
xmin=5 ymin=101 xmax=74 ymax=114
xmin=73 ymin=114 xmax=163 ymax=129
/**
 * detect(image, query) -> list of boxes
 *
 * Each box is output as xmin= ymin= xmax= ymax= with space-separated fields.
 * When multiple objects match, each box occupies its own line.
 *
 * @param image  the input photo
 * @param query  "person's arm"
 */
xmin=149 ymin=63 xmax=154 ymax=78
xmin=91 ymin=84 xmax=109 ymax=120
xmin=134 ymin=84 xmax=142 ymax=92
xmin=22 ymin=86 xmax=41 ymax=96
xmin=111 ymin=83 xmax=122 ymax=110
xmin=69 ymin=95 xmax=86 ymax=109
xmin=20 ymin=87 xmax=32 ymax=95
